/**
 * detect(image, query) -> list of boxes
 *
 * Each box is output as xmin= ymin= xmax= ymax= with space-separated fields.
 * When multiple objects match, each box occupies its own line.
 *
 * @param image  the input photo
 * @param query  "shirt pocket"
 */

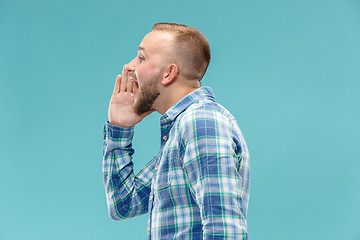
xmin=155 ymin=172 xmax=175 ymax=208
xmin=156 ymin=171 xmax=171 ymax=190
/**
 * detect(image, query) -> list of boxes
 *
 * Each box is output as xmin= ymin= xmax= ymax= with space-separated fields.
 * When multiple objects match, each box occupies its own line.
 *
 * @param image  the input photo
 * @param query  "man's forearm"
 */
xmin=103 ymin=122 xmax=154 ymax=220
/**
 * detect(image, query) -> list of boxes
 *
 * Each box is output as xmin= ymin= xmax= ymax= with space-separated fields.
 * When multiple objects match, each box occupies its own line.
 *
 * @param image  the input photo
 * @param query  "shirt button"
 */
xmin=163 ymin=135 xmax=167 ymax=141
xmin=147 ymin=227 xmax=150 ymax=232
xmin=155 ymin=165 xmax=158 ymax=170
xmin=149 ymin=195 xmax=153 ymax=201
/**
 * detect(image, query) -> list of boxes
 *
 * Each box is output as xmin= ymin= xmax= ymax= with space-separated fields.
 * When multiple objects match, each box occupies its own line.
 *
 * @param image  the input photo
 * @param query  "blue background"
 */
xmin=1 ymin=0 xmax=359 ymax=239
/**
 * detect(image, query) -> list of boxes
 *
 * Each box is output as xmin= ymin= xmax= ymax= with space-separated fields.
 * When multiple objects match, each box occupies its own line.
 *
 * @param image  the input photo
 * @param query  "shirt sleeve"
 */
xmin=179 ymin=108 xmax=249 ymax=239
xmin=103 ymin=122 xmax=156 ymax=220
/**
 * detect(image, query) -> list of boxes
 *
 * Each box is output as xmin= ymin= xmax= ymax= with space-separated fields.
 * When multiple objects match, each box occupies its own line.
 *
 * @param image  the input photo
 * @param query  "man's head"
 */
xmin=128 ymin=23 xmax=211 ymax=114
xmin=151 ymin=22 xmax=211 ymax=81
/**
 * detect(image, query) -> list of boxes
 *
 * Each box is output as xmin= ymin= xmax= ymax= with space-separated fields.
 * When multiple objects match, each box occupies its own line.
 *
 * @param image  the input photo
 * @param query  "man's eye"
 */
xmin=139 ymin=56 xmax=145 ymax=62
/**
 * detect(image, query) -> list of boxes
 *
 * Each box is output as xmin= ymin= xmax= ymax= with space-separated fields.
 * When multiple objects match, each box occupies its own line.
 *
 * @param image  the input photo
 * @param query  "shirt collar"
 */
xmin=160 ymin=86 xmax=215 ymax=125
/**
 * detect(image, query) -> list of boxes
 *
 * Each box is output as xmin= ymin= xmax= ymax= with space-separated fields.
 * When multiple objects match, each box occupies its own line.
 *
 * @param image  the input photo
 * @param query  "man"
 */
xmin=103 ymin=22 xmax=250 ymax=239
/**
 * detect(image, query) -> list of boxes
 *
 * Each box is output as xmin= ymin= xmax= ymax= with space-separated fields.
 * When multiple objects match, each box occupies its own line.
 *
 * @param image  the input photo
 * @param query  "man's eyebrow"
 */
xmin=138 ymin=46 xmax=145 ymax=52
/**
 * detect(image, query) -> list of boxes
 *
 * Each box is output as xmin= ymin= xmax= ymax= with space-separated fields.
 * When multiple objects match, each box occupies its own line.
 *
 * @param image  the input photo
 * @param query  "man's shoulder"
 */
xmin=177 ymin=98 xmax=236 ymax=128
xmin=190 ymin=98 xmax=234 ymax=118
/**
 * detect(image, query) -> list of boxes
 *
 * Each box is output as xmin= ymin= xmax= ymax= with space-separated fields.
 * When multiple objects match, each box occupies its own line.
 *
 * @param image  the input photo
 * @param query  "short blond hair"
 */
xmin=152 ymin=22 xmax=211 ymax=81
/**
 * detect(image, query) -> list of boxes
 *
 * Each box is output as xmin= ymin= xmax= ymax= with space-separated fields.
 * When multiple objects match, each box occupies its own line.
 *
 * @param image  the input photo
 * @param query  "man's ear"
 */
xmin=161 ymin=64 xmax=178 ymax=86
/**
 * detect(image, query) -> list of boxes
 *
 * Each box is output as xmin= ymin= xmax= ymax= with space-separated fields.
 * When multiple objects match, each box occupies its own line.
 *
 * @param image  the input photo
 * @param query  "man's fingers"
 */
xmin=113 ymin=75 xmax=121 ymax=94
xmin=117 ymin=65 xmax=136 ymax=93
xmin=120 ymin=65 xmax=127 ymax=92
xmin=127 ymin=73 xmax=134 ymax=93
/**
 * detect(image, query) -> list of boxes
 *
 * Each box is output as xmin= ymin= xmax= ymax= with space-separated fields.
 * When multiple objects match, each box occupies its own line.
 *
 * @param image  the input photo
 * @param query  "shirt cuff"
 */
xmin=104 ymin=121 xmax=134 ymax=148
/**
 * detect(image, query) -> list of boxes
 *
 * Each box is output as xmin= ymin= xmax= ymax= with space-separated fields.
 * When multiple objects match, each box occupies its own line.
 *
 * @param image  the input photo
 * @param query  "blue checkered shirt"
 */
xmin=103 ymin=87 xmax=250 ymax=239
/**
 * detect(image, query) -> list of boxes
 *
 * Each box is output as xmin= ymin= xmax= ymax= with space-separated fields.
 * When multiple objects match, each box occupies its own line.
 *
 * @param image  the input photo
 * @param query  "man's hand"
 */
xmin=108 ymin=65 xmax=153 ymax=128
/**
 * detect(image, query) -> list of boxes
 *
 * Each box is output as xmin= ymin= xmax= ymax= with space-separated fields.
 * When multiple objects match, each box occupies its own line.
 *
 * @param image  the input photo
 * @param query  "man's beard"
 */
xmin=134 ymin=74 xmax=160 ymax=115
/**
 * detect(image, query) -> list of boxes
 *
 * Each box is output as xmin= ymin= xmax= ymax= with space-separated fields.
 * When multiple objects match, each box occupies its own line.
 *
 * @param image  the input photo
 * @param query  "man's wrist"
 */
xmin=104 ymin=121 xmax=134 ymax=147
xmin=108 ymin=120 xmax=134 ymax=128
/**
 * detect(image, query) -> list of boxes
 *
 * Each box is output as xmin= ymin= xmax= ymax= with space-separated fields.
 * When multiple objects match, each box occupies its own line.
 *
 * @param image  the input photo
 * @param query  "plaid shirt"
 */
xmin=103 ymin=87 xmax=250 ymax=239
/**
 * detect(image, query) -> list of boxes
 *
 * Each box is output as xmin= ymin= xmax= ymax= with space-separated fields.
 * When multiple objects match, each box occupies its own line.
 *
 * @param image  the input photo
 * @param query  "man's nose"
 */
xmin=128 ymin=57 xmax=136 ymax=66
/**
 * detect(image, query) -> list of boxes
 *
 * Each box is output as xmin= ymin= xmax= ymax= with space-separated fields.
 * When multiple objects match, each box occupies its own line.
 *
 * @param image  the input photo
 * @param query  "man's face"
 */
xmin=128 ymin=31 xmax=174 ymax=114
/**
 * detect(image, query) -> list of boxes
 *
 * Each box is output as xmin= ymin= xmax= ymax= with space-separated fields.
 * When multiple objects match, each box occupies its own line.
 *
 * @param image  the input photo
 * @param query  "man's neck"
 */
xmin=155 ymin=81 xmax=201 ymax=115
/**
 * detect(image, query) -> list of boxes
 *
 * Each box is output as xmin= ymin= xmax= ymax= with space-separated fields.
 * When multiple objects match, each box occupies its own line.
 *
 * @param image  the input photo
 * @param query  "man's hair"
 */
xmin=152 ymin=22 xmax=211 ymax=81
